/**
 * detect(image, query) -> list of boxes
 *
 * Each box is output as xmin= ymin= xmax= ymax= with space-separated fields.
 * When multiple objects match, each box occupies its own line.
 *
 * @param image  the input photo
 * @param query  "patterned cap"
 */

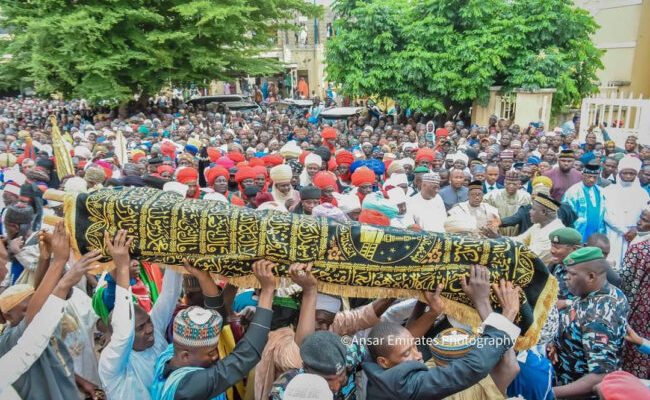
xmin=504 ymin=169 xmax=520 ymax=181
xmin=429 ymin=327 xmax=476 ymax=366
xmin=468 ymin=180 xmax=483 ymax=191
xmin=559 ymin=149 xmax=575 ymax=159
xmin=500 ymin=150 xmax=514 ymax=160
xmin=583 ymin=162 xmax=601 ymax=175
xmin=421 ymin=172 xmax=440 ymax=183
xmin=173 ymin=306 xmax=223 ymax=348
xmin=533 ymin=193 xmax=560 ymax=212
xmin=564 ymin=246 xmax=604 ymax=267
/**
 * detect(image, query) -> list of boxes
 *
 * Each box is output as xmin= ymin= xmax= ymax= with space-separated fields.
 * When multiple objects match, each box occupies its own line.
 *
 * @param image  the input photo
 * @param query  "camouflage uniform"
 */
xmin=269 ymin=341 xmax=366 ymax=400
xmin=554 ymin=283 xmax=629 ymax=386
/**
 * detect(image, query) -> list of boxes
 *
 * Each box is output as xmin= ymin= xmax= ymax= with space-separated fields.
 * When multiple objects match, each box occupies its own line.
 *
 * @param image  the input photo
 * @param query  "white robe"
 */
xmin=407 ymin=193 xmax=447 ymax=233
xmin=603 ymin=181 xmax=650 ymax=270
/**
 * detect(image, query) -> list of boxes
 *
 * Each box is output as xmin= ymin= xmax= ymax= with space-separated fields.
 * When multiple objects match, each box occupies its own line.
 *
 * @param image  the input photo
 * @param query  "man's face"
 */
xmin=485 ymin=167 xmax=499 ymax=185
xmin=619 ymin=168 xmax=637 ymax=183
xmin=1 ymin=296 xmax=30 ymax=327
xmin=376 ymin=330 xmax=423 ymax=369
xmin=582 ymin=173 xmax=597 ymax=188
xmin=473 ymin=171 xmax=486 ymax=182
xmin=565 ymin=264 xmax=595 ymax=298
xmin=186 ymin=182 xmax=198 ymax=197
xmin=306 ymin=164 xmax=320 ymax=177
xmin=625 ymin=138 xmax=637 ymax=152
xmin=520 ymin=166 xmax=533 ymax=182
xmin=302 ymin=199 xmax=320 ymax=215
xmin=637 ymin=210 xmax=650 ymax=232
xmin=500 ymin=159 xmax=513 ymax=171
xmin=585 ymin=133 xmax=596 ymax=145
xmin=550 ymin=243 xmax=577 ymax=265
xmin=213 ymin=176 xmax=228 ymax=193
xmin=180 ymin=343 xmax=220 ymax=368
xmin=640 ymin=167 xmax=650 ymax=186
xmin=133 ymin=306 xmax=155 ymax=351
xmin=552 ymin=136 xmax=562 ymax=148
xmin=275 ymin=182 xmax=291 ymax=195
xmin=468 ymin=188 xmax=483 ymax=208
xmin=420 ymin=181 xmax=439 ymax=199
xmin=505 ymin=179 xmax=520 ymax=195
xmin=603 ymin=159 xmax=617 ymax=176
xmin=500 ymin=134 xmax=512 ymax=148
xmin=558 ymin=158 xmax=574 ymax=173
xmin=529 ymin=202 xmax=548 ymax=224
xmin=255 ymin=175 xmax=266 ymax=190
xmin=450 ymin=170 xmax=465 ymax=189
xmin=357 ymin=183 xmax=373 ymax=196
xmin=315 ymin=310 xmax=336 ymax=331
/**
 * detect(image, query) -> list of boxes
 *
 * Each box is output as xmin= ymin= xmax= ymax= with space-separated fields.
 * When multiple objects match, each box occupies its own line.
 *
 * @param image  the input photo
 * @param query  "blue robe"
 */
xmin=562 ymin=182 xmax=605 ymax=241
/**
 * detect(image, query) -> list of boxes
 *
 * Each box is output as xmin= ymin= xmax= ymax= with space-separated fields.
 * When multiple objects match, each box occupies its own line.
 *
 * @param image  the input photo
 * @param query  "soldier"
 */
xmin=548 ymin=247 xmax=629 ymax=399
xmin=547 ymin=227 xmax=582 ymax=308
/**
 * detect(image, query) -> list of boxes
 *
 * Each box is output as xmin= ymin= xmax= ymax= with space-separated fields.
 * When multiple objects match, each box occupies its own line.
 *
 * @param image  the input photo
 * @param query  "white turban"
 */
xmin=316 ymin=293 xmax=342 ymax=313
xmin=304 ymin=153 xmax=322 ymax=167
xmin=387 ymin=187 xmax=408 ymax=206
xmin=618 ymin=155 xmax=642 ymax=173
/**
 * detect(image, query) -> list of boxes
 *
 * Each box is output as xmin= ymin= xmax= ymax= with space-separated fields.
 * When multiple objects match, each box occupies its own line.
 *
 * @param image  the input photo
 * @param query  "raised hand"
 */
xmin=104 ymin=230 xmax=133 ymax=268
xmin=51 ymin=221 xmax=70 ymax=263
xmin=492 ymin=279 xmax=520 ymax=322
xmin=461 ymin=265 xmax=493 ymax=320
xmin=58 ymin=250 xmax=102 ymax=290
xmin=252 ymin=259 xmax=277 ymax=292
xmin=38 ymin=230 xmax=52 ymax=261
xmin=423 ymin=283 xmax=444 ymax=316
xmin=289 ymin=262 xmax=317 ymax=291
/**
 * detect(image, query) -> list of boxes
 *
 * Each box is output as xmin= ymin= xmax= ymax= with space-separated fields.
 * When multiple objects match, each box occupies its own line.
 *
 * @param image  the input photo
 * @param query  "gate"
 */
xmin=579 ymin=91 xmax=650 ymax=146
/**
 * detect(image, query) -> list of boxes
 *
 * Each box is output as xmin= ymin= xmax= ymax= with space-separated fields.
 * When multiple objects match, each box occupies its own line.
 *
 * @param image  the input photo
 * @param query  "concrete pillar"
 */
xmin=513 ymin=89 xmax=556 ymax=129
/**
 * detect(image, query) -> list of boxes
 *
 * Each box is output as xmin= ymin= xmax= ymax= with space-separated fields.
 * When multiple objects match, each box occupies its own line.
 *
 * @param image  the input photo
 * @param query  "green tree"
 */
xmin=326 ymin=0 xmax=602 ymax=113
xmin=0 ymin=0 xmax=319 ymax=103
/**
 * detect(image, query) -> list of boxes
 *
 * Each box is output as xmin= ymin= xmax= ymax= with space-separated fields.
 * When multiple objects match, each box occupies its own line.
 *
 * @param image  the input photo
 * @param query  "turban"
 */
xmin=299 ymin=151 xmax=310 ymax=165
xmin=365 ymin=159 xmax=385 ymax=176
xmin=299 ymin=185 xmax=321 ymax=201
xmin=321 ymin=127 xmax=337 ymax=140
xmin=416 ymin=148 xmax=436 ymax=163
xmin=249 ymin=158 xmax=265 ymax=168
xmin=173 ymin=306 xmax=222 ymax=348
xmin=335 ymin=193 xmax=361 ymax=214
xmin=315 ymin=293 xmax=342 ymax=313
xmin=335 ymin=150 xmax=354 ymax=166
xmin=0 ymin=284 xmax=34 ymax=313
xmin=205 ymin=166 xmax=229 ymax=187
xmin=351 ymin=167 xmax=376 ymax=186
xmin=207 ymin=147 xmax=221 ymax=163
xmin=176 ymin=167 xmax=199 ymax=184
xmin=255 ymin=192 xmax=274 ymax=207
xmin=95 ymin=160 xmax=113 ymax=180
xmin=304 ymin=153 xmax=322 ymax=167
xmin=527 ymin=156 xmax=541 ymax=165
xmin=279 ymin=141 xmax=301 ymax=158
xmin=312 ymin=171 xmax=338 ymax=190
xmin=270 ymin=164 xmax=293 ymax=184
xmin=435 ymin=128 xmax=449 ymax=137
xmin=252 ymin=165 xmax=268 ymax=178
xmin=161 ymin=141 xmax=177 ymax=159
xmin=235 ymin=166 xmax=256 ymax=183
xmin=618 ymin=155 xmax=642 ymax=173
xmin=227 ymin=151 xmax=245 ymax=163
xmin=532 ymin=176 xmax=553 ymax=188
xmin=215 ymin=156 xmax=235 ymax=170
xmin=312 ymin=203 xmax=348 ymax=222
xmin=358 ymin=209 xmax=390 ymax=226
xmin=63 ymin=177 xmax=88 ymax=194
xmin=386 ymin=161 xmax=404 ymax=176
xmin=362 ymin=192 xmax=398 ymax=219
xmin=84 ymin=167 xmax=106 ymax=185
xmin=0 ymin=153 xmax=17 ymax=168
xmin=157 ymin=164 xmax=175 ymax=176
xmin=401 ymin=158 xmax=415 ymax=168
xmin=349 ymin=159 xmax=366 ymax=174
xmin=262 ymin=154 xmax=284 ymax=167
xmin=387 ymin=187 xmax=408 ymax=205
xmin=131 ymin=150 xmax=146 ymax=163
xmin=184 ymin=144 xmax=199 ymax=156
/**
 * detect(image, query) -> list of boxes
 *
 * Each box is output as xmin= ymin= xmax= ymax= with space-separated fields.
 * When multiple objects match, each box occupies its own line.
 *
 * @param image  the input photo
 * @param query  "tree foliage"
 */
xmin=0 ymin=0 xmax=320 ymax=103
xmin=326 ymin=0 xmax=603 ymax=113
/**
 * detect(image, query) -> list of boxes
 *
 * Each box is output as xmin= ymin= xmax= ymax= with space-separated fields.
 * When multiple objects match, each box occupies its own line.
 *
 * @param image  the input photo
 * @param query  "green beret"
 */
xmin=564 ymin=246 xmax=604 ymax=267
xmin=549 ymin=227 xmax=582 ymax=246
xmin=413 ymin=166 xmax=430 ymax=174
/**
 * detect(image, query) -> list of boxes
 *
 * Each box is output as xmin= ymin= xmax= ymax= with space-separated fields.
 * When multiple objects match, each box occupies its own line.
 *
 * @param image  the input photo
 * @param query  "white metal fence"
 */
xmin=579 ymin=91 xmax=650 ymax=146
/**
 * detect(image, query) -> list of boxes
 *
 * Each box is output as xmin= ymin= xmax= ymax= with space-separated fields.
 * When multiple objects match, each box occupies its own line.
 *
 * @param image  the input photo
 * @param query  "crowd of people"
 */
xmin=0 ymin=95 xmax=649 ymax=400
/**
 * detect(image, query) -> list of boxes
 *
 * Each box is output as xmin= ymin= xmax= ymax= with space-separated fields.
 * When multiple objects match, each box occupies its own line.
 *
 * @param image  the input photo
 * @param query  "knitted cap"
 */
xmin=300 ymin=331 xmax=347 ymax=375
xmin=173 ymin=306 xmax=223 ymax=348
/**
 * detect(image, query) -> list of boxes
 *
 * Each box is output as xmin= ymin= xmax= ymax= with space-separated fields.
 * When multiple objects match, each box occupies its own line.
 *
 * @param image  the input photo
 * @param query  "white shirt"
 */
xmin=0 ymin=295 xmax=67 ymax=400
xmin=407 ymin=193 xmax=447 ymax=233
xmin=98 ymin=270 xmax=182 ymax=400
